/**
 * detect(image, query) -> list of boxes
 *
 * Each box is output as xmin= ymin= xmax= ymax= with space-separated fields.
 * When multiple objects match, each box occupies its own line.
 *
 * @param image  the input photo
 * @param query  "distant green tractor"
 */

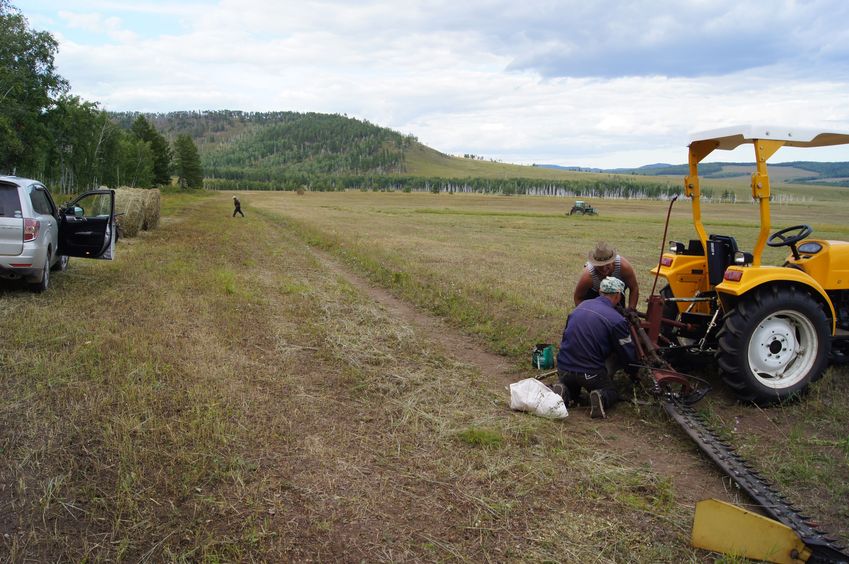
xmin=569 ymin=200 xmax=598 ymax=215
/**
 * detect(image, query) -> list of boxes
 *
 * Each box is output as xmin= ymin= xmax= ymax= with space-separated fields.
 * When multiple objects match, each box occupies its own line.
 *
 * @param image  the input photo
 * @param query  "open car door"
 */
xmin=58 ymin=189 xmax=116 ymax=259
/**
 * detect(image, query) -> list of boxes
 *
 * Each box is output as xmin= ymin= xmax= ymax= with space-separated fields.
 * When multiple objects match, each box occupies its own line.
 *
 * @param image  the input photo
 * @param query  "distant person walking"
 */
xmin=232 ymin=195 xmax=244 ymax=217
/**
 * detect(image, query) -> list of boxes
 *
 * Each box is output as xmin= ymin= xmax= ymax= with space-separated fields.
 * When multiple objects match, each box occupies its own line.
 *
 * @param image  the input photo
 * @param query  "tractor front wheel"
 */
xmin=716 ymin=286 xmax=830 ymax=405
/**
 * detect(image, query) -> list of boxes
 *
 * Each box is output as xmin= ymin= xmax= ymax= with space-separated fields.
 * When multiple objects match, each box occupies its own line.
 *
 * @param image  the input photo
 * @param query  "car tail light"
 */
xmin=23 ymin=218 xmax=40 ymax=242
xmin=660 ymin=256 xmax=673 ymax=267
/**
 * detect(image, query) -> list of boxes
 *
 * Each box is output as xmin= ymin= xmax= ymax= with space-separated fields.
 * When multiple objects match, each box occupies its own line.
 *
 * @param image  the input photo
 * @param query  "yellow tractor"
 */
xmin=650 ymin=126 xmax=849 ymax=404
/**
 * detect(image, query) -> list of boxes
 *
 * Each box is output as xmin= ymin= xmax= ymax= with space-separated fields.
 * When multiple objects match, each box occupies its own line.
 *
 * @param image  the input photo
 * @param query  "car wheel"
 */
xmin=716 ymin=286 xmax=830 ymax=405
xmin=51 ymin=255 xmax=69 ymax=272
xmin=30 ymin=260 xmax=50 ymax=293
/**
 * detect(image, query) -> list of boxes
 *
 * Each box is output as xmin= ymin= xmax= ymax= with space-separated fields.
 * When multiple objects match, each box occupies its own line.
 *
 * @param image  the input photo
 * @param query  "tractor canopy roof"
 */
xmin=688 ymin=125 xmax=849 ymax=151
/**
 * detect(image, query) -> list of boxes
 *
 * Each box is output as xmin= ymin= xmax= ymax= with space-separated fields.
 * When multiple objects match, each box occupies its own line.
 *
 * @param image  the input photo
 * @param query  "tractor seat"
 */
xmin=707 ymin=234 xmax=739 ymax=285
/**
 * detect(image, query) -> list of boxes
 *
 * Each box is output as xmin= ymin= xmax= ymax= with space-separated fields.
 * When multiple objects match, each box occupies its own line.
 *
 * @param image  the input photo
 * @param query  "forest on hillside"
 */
xmin=110 ymin=110 xmax=415 ymax=177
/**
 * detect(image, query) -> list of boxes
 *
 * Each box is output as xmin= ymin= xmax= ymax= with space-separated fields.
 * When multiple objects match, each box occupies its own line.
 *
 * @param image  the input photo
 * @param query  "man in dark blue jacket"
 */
xmin=555 ymin=276 xmax=637 ymax=418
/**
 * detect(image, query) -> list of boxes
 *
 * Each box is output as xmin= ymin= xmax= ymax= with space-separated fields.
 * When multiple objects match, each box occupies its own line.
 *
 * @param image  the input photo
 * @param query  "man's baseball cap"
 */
xmin=599 ymin=276 xmax=625 ymax=295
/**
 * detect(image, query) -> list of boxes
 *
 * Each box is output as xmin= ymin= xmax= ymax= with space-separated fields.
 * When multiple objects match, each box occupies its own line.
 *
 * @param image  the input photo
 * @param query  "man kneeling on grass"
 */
xmin=554 ymin=276 xmax=637 ymax=419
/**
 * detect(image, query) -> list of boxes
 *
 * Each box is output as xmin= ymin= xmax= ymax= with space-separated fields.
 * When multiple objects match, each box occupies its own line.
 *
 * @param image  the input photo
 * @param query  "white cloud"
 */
xmin=58 ymin=10 xmax=137 ymax=41
xmin=21 ymin=0 xmax=849 ymax=166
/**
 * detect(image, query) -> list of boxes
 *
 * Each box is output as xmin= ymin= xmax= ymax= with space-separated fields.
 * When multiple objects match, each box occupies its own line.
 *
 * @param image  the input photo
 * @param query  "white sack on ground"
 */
xmin=509 ymin=378 xmax=568 ymax=419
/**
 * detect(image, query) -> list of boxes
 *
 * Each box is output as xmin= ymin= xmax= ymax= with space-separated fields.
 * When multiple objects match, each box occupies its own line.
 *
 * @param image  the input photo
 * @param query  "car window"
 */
xmin=29 ymin=187 xmax=56 ymax=216
xmin=75 ymin=192 xmax=112 ymax=218
xmin=0 ymin=184 xmax=22 ymax=218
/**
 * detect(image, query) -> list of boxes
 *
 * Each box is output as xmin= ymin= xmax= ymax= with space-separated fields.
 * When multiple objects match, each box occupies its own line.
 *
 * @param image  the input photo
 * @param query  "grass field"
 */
xmin=2 ymin=188 xmax=847 ymax=561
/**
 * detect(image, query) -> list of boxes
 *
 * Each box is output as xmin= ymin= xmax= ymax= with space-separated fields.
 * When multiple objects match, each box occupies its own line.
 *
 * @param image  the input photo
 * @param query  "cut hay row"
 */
xmin=114 ymin=187 xmax=160 ymax=237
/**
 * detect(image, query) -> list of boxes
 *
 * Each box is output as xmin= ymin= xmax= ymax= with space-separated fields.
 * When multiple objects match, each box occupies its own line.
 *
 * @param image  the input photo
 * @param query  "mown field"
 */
xmin=2 ymin=188 xmax=848 ymax=562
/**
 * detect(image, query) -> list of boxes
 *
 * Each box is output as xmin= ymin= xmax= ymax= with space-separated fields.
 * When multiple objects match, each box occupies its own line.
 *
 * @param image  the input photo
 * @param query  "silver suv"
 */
xmin=0 ymin=176 xmax=116 ymax=292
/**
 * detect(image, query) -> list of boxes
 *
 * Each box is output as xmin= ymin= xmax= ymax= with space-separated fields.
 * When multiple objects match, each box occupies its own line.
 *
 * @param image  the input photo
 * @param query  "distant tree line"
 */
xmin=205 ymin=173 xmax=692 ymax=199
xmin=0 ymin=0 xmax=202 ymax=193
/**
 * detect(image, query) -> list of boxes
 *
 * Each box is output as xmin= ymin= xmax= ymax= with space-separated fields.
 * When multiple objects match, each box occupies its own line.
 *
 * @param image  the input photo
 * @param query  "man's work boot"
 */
xmin=589 ymin=390 xmax=606 ymax=419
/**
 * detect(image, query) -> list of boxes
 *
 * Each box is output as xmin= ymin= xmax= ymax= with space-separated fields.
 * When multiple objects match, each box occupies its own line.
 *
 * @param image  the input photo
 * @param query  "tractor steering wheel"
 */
xmin=767 ymin=224 xmax=813 ymax=261
xmin=767 ymin=224 xmax=813 ymax=248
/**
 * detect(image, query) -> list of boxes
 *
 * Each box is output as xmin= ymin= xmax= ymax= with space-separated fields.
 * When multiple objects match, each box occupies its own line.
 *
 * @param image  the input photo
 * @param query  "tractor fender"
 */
xmin=716 ymin=266 xmax=836 ymax=332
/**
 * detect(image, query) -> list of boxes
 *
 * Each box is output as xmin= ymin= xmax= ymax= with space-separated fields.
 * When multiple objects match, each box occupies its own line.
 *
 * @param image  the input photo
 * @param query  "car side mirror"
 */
xmin=73 ymin=206 xmax=84 ymax=217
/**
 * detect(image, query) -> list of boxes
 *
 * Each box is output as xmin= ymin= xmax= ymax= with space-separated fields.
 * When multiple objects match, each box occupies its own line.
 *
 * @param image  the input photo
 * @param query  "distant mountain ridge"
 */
xmin=535 ymin=161 xmax=849 ymax=184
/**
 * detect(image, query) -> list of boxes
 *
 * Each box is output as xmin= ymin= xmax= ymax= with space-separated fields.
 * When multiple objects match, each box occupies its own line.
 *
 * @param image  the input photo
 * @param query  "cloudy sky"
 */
xmin=20 ymin=0 xmax=849 ymax=167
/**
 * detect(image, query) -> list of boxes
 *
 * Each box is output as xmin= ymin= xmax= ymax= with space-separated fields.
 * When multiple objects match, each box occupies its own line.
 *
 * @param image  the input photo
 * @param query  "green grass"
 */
xmin=456 ymin=427 xmax=505 ymax=448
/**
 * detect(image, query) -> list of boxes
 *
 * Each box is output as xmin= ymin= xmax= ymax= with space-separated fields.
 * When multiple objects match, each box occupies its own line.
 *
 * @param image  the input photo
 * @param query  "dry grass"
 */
xmin=1 ymin=192 xmax=708 ymax=561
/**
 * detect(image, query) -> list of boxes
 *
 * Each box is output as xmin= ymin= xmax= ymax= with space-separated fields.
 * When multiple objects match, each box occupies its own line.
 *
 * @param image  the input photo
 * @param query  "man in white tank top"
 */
xmin=573 ymin=241 xmax=640 ymax=310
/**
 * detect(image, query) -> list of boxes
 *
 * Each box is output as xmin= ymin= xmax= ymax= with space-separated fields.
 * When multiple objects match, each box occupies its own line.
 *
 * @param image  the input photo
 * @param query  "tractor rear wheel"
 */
xmin=716 ymin=286 xmax=829 ymax=405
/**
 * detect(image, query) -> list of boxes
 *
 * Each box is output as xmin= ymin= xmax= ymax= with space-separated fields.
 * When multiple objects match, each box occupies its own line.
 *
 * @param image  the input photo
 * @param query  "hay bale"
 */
xmin=141 ymin=189 xmax=160 ymax=230
xmin=114 ymin=187 xmax=145 ymax=238
xmin=113 ymin=187 xmax=161 ymax=237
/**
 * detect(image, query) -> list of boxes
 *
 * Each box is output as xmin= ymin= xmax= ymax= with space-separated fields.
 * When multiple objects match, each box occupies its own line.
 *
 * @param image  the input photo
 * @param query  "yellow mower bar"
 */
xmin=692 ymin=499 xmax=811 ymax=563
